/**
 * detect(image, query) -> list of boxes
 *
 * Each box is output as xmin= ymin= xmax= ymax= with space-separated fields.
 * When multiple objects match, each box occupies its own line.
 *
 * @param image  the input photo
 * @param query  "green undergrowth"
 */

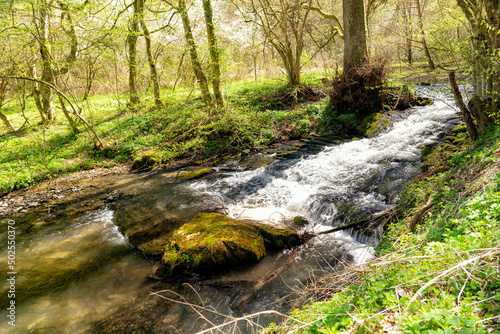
xmin=265 ymin=127 xmax=500 ymax=333
xmin=0 ymin=74 xmax=328 ymax=194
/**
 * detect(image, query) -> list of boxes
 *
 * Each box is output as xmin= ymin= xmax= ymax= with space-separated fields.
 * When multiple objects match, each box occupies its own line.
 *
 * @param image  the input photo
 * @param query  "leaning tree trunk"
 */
xmin=0 ymin=111 xmax=14 ymax=132
xmin=127 ymin=0 xmax=141 ymax=106
xmin=343 ymin=0 xmax=368 ymax=79
xmin=0 ymin=80 xmax=15 ymax=131
xmin=202 ymin=0 xmax=225 ymax=109
xmin=449 ymin=71 xmax=479 ymax=140
xmin=178 ymin=0 xmax=213 ymax=108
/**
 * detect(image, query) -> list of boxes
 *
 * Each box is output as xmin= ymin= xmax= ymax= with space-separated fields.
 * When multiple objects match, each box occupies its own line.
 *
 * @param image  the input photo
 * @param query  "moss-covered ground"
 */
xmin=0 ymin=74 xmax=330 ymax=194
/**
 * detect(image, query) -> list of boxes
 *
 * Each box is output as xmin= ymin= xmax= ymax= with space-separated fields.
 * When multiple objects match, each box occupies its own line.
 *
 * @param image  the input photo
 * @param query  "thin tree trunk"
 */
xmin=0 ymin=111 xmax=14 ymax=132
xmin=0 ymin=80 xmax=14 ymax=131
xmin=202 ymin=0 xmax=225 ymax=109
xmin=178 ymin=0 xmax=213 ymax=108
xmin=58 ymin=94 xmax=80 ymax=133
xmin=449 ymin=71 xmax=478 ymax=140
xmin=138 ymin=0 xmax=162 ymax=107
xmin=38 ymin=5 xmax=55 ymax=120
xmin=416 ymin=0 xmax=435 ymax=69
xmin=128 ymin=0 xmax=141 ymax=105
xmin=32 ymin=83 xmax=47 ymax=123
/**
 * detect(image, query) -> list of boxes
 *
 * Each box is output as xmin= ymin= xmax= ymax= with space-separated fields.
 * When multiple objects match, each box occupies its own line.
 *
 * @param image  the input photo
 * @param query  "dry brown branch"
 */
xmin=408 ymin=192 xmax=434 ymax=231
xmin=406 ymin=247 xmax=500 ymax=308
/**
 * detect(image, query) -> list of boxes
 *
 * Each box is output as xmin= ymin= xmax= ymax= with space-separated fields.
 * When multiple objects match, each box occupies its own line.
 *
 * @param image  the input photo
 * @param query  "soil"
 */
xmin=0 ymin=165 xmax=133 ymax=221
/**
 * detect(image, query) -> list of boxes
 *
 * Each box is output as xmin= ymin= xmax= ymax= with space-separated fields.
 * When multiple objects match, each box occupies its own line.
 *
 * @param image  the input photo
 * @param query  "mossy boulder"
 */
xmin=293 ymin=216 xmax=309 ymax=226
xmin=162 ymin=213 xmax=267 ymax=272
xmin=131 ymin=151 xmax=162 ymax=170
xmin=251 ymin=223 xmax=301 ymax=249
xmin=359 ymin=113 xmax=391 ymax=138
xmin=161 ymin=168 xmax=213 ymax=181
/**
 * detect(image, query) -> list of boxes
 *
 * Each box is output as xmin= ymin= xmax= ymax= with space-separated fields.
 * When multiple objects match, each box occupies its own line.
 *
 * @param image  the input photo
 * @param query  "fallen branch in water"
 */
xmin=314 ymin=208 xmax=393 ymax=237
xmin=234 ymin=247 xmax=300 ymax=311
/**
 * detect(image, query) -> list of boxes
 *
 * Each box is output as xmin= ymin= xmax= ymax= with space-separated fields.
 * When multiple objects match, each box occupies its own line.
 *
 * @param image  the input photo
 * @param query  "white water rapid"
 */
xmin=191 ymin=92 xmax=458 ymax=264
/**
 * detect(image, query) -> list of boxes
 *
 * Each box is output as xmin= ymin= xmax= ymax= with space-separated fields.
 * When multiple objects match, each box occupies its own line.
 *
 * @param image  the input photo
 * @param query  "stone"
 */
xmin=250 ymin=223 xmax=301 ymax=249
xmin=161 ymin=213 xmax=266 ymax=272
xmin=131 ymin=151 xmax=162 ymax=170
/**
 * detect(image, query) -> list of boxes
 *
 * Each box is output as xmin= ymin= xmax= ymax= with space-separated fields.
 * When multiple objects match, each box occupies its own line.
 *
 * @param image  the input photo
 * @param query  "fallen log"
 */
xmin=315 ymin=208 xmax=393 ymax=236
xmin=234 ymin=247 xmax=300 ymax=311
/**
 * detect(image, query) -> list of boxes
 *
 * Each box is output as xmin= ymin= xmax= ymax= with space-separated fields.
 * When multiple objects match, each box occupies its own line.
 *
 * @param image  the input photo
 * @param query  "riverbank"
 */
xmin=264 ymin=126 xmax=500 ymax=333
xmin=0 ymin=68 xmax=436 ymax=196
xmin=0 ymin=74 xmax=330 ymax=195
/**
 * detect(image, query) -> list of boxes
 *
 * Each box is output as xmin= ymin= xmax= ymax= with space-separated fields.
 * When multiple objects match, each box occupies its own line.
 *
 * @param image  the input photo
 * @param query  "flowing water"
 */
xmin=0 ymin=88 xmax=459 ymax=333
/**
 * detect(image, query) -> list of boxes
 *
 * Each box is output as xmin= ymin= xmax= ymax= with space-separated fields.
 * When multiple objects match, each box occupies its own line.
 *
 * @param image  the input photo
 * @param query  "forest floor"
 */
xmin=0 ymin=66 xmax=444 ymax=196
xmin=0 ymin=73 xmax=331 ymax=195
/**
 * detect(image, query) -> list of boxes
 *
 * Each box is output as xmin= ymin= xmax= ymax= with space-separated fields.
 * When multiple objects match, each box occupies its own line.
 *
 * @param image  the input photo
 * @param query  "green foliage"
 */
xmin=0 ymin=74 xmax=327 ymax=194
xmin=320 ymin=104 xmax=358 ymax=134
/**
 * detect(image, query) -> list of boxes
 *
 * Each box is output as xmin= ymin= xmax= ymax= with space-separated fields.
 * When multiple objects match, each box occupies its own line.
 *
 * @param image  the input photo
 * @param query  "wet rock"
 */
xmin=161 ymin=168 xmax=213 ymax=181
xmin=293 ymin=216 xmax=309 ymax=226
xmin=161 ymin=213 xmax=266 ymax=273
xmin=250 ymin=223 xmax=301 ymax=249
xmin=360 ymin=112 xmax=391 ymax=138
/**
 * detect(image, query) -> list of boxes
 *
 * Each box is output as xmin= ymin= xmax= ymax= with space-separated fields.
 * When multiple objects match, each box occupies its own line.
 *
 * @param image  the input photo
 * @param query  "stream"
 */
xmin=0 ymin=87 xmax=459 ymax=333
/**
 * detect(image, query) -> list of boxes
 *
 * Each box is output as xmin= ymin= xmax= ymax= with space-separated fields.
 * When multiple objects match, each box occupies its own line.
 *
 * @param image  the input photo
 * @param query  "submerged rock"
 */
xmin=161 ymin=168 xmax=213 ymax=181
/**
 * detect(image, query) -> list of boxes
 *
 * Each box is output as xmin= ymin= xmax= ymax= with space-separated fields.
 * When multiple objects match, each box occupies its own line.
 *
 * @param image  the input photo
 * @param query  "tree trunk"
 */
xmin=202 ymin=0 xmax=225 ymax=109
xmin=127 ymin=0 xmax=141 ymax=105
xmin=34 ymin=1 xmax=78 ymax=120
xmin=38 ymin=5 xmax=55 ymax=120
xmin=0 ymin=111 xmax=14 ymax=132
xmin=138 ymin=0 xmax=162 ymax=107
xmin=32 ymin=83 xmax=47 ymax=123
xmin=0 ymin=80 xmax=15 ymax=131
xmin=449 ymin=71 xmax=479 ymax=140
xmin=58 ymin=94 xmax=80 ymax=134
xmin=178 ymin=0 xmax=213 ymax=108
xmin=416 ymin=0 xmax=435 ymax=69
xmin=343 ymin=0 xmax=368 ymax=78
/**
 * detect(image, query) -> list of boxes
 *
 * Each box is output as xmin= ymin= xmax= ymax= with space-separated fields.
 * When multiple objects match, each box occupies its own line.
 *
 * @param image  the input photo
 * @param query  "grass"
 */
xmin=263 ymin=127 xmax=500 ymax=333
xmin=0 ymin=73 xmax=328 ymax=194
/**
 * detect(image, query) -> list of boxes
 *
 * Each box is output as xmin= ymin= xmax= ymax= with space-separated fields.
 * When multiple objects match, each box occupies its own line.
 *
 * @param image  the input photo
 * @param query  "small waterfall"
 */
xmin=190 ymin=91 xmax=458 ymax=261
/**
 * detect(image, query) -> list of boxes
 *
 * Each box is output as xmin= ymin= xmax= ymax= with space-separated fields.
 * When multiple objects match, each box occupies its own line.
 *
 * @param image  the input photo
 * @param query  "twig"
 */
xmin=193 ymin=310 xmax=307 ymax=334
xmin=406 ymin=247 xmax=499 ymax=308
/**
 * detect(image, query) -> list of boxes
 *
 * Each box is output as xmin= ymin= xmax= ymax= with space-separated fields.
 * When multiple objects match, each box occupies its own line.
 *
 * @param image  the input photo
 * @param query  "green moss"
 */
xmin=161 ymin=213 xmax=266 ymax=272
xmin=451 ymin=123 xmax=467 ymax=134
xmin=250 ymin=223 xmax=301 ymax=249
xmin=293 ymin=216 xmax=309 ymax=226
xmin=360 ymin=112 xmax=391 ymax=138
xmin=176 ymin=168 xmax=213 ymax=180
xmin=443 ymin=135 xmax=459 ymax=145
xmin=131 ymin=151 xmax=162 ymax=170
